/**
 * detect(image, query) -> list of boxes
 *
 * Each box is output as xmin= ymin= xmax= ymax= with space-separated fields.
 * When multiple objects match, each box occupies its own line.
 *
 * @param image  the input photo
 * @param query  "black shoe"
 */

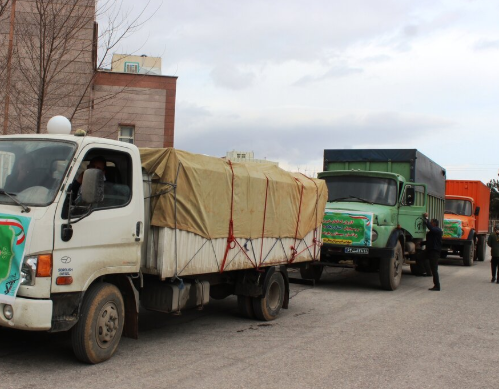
xmin=492 ymin=278 xmax=496 ymax=283
xmin=429 ymin=286 xmax=440 ymax=291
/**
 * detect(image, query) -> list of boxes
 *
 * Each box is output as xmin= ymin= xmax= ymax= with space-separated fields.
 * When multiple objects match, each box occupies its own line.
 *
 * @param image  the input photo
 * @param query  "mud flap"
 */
xmin=116 ymin=276 xmax=140 ymax=339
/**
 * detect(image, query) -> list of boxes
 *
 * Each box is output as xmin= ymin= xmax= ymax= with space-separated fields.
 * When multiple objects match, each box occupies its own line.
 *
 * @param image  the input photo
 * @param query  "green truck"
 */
xmin=301 ymin=149 xmax=446 ymax=290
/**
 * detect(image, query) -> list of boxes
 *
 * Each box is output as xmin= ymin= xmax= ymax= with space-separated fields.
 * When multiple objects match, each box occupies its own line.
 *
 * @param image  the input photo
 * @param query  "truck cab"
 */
xmin=317 ymin=169 xmax=427 ymax=290
xmin=301 ymin=149 xmax=446 ymax=291
xmin=0 ymin=133 xmax=143 ymax=335
xmin=441 ymin=180 xmax=490 ymax=265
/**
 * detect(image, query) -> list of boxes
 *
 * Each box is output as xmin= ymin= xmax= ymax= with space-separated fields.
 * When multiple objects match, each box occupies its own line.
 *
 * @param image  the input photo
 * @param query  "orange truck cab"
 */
xmin=442 ymin=180 xmax=490 ymax=266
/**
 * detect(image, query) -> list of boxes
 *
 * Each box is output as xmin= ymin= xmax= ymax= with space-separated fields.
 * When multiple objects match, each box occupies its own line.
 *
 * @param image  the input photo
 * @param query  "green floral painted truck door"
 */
xmin=322 ymin=210 xmax=373 ymax=246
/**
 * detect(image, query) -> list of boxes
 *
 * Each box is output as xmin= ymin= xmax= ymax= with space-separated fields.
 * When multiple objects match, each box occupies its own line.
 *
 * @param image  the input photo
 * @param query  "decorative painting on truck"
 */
xmin=322 ymin=210 xmax=373 ymax=246
xmin=0 ymin=214 xmax=31 ymax=304
xmin=443 ymin=219 xmax=463 ymax=239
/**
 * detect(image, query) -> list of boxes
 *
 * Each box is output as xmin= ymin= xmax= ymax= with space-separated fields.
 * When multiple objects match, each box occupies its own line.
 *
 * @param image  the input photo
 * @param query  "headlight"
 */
xmin=3 ymin=304 xmax=14 ymax=320
xmin=372 ymin=229 xmax=378 ymax=242
xmin=21 ymin=256 xmax=38 ymax=286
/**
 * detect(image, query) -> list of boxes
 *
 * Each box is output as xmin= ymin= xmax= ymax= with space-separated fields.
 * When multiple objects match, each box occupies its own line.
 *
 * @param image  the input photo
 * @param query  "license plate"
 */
xmin=345 ymin=247 xmax=369 ymax=255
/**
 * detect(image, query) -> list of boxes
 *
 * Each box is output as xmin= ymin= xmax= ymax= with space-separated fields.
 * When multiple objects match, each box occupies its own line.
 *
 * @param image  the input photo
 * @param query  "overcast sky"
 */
xmin=109 ymin=0 xmax=499 ymax=182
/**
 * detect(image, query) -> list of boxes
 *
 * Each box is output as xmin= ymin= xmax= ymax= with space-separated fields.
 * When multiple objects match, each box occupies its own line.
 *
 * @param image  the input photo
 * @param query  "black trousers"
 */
xmin=420 ymin=250 xmax=440 ymax=288
xmin=491 ymin=257 xmax=499 ymax=280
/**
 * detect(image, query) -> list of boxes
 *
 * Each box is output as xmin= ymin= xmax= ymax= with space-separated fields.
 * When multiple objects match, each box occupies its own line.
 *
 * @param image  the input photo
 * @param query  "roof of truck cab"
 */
xmin=0 ymin=134 xmax=138 ymax=151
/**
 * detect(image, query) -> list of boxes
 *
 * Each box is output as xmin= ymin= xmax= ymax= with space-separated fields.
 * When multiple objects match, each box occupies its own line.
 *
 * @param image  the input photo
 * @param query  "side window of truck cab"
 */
xmin=62 ymin=148 xmax=132 ymax=218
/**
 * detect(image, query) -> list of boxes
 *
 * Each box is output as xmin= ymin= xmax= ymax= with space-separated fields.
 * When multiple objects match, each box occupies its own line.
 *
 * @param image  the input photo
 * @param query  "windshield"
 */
xmin=323 ymin=175 xmax=398 ymax=206
xmin=445 ymin=199 xmax=472 ymax=216
xmin=0 ymin=139 xmax=76 ymax=206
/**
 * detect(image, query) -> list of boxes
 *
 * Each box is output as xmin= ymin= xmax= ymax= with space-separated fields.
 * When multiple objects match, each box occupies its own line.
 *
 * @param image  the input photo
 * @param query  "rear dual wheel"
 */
xmin=477 ymin=236 xmax=486 ymax=262
xmin=237 ymin=271 xmax=285 ymax=321
xmin=463 ymin=240 xmax=475 ymax=266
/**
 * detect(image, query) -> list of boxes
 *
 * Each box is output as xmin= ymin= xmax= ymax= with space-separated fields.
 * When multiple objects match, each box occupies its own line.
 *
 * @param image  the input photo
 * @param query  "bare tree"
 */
xmin=69 ymin=0 xmax=155 ymax=125
xmin=0 ymin=0 xmax=12 ymax=128
xmin=0 ymin=0 xmax=10 ymax=17
xmin=2 ymin=0 xmax=155 ymax=134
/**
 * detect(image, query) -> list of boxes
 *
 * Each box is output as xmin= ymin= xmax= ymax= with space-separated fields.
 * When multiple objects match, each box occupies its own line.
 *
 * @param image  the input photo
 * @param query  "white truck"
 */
xmin=0 ymin=122 xmax=326 ymax=364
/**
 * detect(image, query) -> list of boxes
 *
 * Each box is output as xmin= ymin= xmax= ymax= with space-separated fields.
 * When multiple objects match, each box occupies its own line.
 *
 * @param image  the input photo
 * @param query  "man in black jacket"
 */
xmin=420 ymin=212 xmax=443 ymax=291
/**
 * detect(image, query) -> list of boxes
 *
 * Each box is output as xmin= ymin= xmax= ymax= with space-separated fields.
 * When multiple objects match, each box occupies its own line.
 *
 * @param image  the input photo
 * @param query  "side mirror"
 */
xmin=405 ymin=187 xmax=415 ymax=206
xmin=61 ymin=224 xmax=73 ymax=242
xmin=475 ymin=206 xmax=480 ymax=216
xmin=79 ymin=169 xmax=104 ymax=205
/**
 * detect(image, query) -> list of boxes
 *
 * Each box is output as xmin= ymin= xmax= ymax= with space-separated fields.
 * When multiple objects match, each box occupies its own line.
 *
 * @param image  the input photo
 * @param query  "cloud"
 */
xmin=210 ymin=64 xmax=256 ymax=90
xmin=175 ymin=110 xmax=454 ymax=166
xmin=293 ymin=65 xmax=363 ymax=86
xmin=473 ymin=39 xmax=499 ymax=51
xmin=175 ymin=101 xmax=212 ymax=129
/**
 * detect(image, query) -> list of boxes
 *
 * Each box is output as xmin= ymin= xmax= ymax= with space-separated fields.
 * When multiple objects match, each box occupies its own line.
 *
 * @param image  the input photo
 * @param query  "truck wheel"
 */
xmin=252 ymin=271 xmax=285 ymax=321
xmin=71 ymin=282 xmax=124 ymax=364
xmin=477 ymin=236 xmax=486 ymax=262
xmin=237 ymin=295 xmax=255 ymax=319
xmin=463 ymin=241 xmax=475 ymax=266
xmin=299 ymin=263 xmax=323 ymax=282
xmin=379 ymin=242 xmax=403 ymax=291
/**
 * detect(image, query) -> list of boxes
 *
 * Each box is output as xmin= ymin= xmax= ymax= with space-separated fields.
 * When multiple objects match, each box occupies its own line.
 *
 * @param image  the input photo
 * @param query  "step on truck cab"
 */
xmin=300 ymin=149 xmax=446 ymax=290
xmin=0 ymin=119 xmax=327 ymax=363
xmin=442 ymin=180 xmax=490 ymax=265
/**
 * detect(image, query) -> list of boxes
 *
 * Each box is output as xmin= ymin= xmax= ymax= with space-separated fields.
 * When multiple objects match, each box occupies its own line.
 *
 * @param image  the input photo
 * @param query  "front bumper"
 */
xmin=442 ymin=239 xmax=471 ymax=249
xmin=0 ymin=297 xmax=53 ymax=331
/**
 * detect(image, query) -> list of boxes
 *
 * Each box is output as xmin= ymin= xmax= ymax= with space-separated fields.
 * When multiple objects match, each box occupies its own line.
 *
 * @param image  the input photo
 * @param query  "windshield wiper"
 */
xmin=0 ymin=189 xmax=31 ymax=213
xmin=330 ymin=195 xmax=373 ymax=204
xmin=445 ymin=210 xmax=458 ymax=215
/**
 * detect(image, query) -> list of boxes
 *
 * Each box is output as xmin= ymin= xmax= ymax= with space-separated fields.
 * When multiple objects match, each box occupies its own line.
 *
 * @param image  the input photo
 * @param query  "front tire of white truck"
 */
xmin=379 ymin=242 xmax=403 ymax=291
xmin=252 ymin=271 xmax=285 ymax=321
xmin=72 ymin=282 xmax=125 ymax=364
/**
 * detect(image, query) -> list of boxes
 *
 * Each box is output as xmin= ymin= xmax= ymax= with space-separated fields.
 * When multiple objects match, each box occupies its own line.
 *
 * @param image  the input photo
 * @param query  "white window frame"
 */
xmin=118 ymin=125 xmax=135 ymax=144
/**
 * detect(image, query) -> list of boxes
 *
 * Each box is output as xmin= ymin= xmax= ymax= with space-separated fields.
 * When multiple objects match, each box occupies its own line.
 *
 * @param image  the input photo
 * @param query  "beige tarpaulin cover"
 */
xmin=139 ymin=148 xmax=327 ymax=240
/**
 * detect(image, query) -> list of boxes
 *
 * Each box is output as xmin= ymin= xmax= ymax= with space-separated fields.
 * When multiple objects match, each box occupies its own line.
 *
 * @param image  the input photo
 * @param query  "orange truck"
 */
xmin=441 ymin=180 xmax=490 ymax=265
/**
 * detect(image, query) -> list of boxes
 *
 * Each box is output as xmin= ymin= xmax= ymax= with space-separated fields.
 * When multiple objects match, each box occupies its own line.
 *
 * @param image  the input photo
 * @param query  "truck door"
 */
xmin=398 ymin=184 xmax=427 ymax=239
xmin=52 ymin=145 xmax=143 ymax=293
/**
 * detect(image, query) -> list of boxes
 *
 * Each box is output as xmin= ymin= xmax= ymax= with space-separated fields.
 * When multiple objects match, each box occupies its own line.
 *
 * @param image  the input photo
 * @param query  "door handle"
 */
xmin=135 ymin=221 xmax=142 ymax=242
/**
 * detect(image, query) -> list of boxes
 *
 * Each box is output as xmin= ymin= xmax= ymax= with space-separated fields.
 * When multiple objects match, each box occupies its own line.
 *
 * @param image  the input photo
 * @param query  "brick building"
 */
xmin=0 ymin=0 xmax=176 ymax=148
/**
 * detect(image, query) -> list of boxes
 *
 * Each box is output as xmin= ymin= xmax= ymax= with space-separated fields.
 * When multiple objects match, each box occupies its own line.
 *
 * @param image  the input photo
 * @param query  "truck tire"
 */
xmin=237 ymin=295 xmax=255 ymax=319
xmin=300 ymin=263 xmax=323 ymax=282
xmin=71 ymin=282 xmax=124 ymax=364
xmin=463 ymin=240 xmax=475 ymax=266
xmin=379 ymin=242 xmax=403 ymax=291
xmin=252 ymin=271 xmax=285 ymax=321
xmin=477 ymin=236 xmax=486 ymax=262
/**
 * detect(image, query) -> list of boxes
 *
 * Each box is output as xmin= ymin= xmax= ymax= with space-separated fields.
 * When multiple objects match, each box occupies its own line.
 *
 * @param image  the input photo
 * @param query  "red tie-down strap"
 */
xmin=258 ymin=175 xmax=270 ymax=268
xmin=220 ymin=161 xmax=257 ymax=273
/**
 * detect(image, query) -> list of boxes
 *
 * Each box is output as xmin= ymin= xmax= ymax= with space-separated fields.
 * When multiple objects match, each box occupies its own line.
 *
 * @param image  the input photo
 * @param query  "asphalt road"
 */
xmin=1 ymin=253 xmax=498 ymax=389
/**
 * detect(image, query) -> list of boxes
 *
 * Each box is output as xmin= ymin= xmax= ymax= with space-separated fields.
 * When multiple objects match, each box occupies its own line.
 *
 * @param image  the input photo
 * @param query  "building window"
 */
xmin=119 ymin=126 xmax=134 ymax=144
xmin=124 ymin=62 xmax=139 ymax=73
